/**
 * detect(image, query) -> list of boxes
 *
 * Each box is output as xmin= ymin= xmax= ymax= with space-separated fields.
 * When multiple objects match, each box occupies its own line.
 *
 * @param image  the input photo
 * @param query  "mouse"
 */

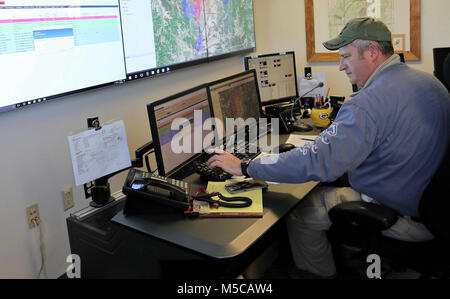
xmin=277 ymin=143 xmax=296 ymax=153
xmin=291 ymin=120 xmax=313 ymax=132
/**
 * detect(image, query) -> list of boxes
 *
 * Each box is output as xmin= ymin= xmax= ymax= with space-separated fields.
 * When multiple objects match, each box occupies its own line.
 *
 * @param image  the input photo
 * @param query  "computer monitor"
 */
xmin=119 ymin=0 xmax=256 ymax=82
xmin=0 ymin=0 xmax=127 ymax=114
xmin=244 ymin=52 xmax=299 ymax=106
xmin=433 ymin=47 xmax=450 ymax=92
xmin=147 ymin=85 xmax=214 ymax=177
xmin=207 ymin=70 xmax=263 ymax=143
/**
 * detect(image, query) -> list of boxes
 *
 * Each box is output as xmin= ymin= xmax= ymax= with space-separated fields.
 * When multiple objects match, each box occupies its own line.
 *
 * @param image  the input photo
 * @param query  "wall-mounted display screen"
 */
xmin=120 ymin=0 xmax=256 ymax=80
xmin=0 ymin=0 xmax=127 ymax=113
xmin=0 ymin=0 xmax=256 ymax=114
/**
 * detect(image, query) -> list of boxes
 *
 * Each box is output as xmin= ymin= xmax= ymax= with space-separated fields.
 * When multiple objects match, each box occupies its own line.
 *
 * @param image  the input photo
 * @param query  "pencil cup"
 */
xmin=311 ymin=105 xmax=331 ymax=128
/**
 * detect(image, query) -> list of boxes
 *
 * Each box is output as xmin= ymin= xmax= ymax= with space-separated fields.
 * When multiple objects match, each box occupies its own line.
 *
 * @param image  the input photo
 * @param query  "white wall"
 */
xmin=1 ymin=0 xmax=449 ymax=278
xmin=0 ymin=57 xmax=245 ymax=278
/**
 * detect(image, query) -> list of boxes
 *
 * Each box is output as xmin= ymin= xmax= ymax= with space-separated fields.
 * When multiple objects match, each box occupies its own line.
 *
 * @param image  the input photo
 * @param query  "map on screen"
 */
xmin=0 ymin=0 xmax=256 ymax=114
xmin=204 ymin=0 xmax=256 ymax=57
xmin=151 ymin=0 xmax=255 ymax=68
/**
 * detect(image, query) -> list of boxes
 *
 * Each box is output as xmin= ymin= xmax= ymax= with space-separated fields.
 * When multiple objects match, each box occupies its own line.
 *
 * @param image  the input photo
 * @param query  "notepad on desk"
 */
xmin=285 ymin=134 xmax=319 ymax=147
xmin=192 ymin=180 xmax=263 ymax=218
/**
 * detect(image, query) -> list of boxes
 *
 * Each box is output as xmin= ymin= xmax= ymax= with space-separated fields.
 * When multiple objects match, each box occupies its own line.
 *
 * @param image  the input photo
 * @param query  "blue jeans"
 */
xmin=285 ymin=186 xmax=434 ymax=277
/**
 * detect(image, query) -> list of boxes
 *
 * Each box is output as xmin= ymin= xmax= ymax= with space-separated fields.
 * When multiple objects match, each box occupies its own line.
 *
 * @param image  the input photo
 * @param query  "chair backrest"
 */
xmin=419 ymin=146 xmax=450 ymax=244
xmin=433 ymin=48 xmax=450 ymax=92
xmin=444 ymin=54 xmax=450 ymax=88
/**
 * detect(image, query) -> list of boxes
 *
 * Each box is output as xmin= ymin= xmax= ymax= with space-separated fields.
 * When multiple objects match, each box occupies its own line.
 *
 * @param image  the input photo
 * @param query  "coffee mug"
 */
xmin=311 ymin=105 xmax=331 ymax=128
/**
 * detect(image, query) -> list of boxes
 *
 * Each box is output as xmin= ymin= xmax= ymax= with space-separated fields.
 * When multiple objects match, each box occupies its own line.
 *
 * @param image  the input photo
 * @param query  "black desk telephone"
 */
xmin=122 ymin=168 xmax=253 ymax=216
xmin=122 ymin=168 xmax=191 ymax=215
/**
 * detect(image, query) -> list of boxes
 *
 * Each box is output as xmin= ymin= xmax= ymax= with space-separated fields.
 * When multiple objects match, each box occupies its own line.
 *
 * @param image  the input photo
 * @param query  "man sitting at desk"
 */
xmin=206 ymin=18 xmax=450 ymax=278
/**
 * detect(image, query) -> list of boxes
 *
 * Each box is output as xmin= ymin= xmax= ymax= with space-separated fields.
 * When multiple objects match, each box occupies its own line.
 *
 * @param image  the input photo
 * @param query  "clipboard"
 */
xmin=192 ymin=179 xmax=263 ymax=218
xmin=67 ymin=119 xmax=132 ymax=186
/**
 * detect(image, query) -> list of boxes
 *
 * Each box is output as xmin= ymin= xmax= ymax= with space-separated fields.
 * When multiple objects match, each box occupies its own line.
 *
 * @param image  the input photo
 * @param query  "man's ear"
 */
xmin=368 ymin=43 xmax=381 ymax=62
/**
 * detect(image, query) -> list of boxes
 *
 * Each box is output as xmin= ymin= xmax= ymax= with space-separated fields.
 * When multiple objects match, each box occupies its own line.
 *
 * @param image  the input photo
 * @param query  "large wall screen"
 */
xmin=0 ymin=0 xmax=127 ymax=113
xmin=0 ymin=0 xmax=256 ymax=113
xmin=120 ymin=0 xmax=256 ymax=80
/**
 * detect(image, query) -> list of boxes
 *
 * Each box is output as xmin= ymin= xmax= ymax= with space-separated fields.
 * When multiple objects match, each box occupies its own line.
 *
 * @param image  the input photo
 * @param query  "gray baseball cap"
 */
xmin=323 ymin=17 xmax=392 ymax=51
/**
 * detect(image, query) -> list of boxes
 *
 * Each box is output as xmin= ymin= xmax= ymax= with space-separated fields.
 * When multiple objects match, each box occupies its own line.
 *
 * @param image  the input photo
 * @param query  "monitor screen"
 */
xmin=204 ymin=0 xmax=256 ymax=59
xmin=119 ymin=0 xmax=256 ymax=81
xmin=147 ymin=85 xmax=214 ymax=177
xmin=244 ymin=52 xmax=299 ymax=106
xmin=119 ymin=0 xmax=208 ymax=79
xmin=207 ymin=70 xmax=262 ymax=142
xmin=0 ymin=0 xmax=127 ymax=113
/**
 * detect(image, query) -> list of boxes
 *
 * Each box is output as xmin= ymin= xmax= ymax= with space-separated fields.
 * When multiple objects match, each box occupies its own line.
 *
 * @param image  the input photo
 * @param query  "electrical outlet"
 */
xmin=26 ymin=203 xmax=40 ymax=228
xmin=62 ymin=186 xmax=75 ymax=211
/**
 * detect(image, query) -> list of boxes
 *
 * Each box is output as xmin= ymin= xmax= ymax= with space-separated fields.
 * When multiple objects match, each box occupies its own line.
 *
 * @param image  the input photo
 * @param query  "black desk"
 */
xmin=112 ymin=180 xmax=318 ymax=259
xmin=67 ymin=131 xmax=320 ymax=278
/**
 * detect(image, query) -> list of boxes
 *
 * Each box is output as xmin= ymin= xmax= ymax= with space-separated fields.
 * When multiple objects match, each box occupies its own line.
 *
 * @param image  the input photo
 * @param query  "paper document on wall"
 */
xmin=68 ymin=120 xmax=132 ymax=186
xmin=297 ymin=72 xmax=327 ymax=99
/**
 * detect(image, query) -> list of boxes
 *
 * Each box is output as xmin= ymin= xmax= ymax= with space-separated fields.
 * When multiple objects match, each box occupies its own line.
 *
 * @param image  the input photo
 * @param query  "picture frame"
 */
xmin=305 ymin=0 xmax=421 ymax=62
xmin=392 ymin=34 xmax=406 ymax=51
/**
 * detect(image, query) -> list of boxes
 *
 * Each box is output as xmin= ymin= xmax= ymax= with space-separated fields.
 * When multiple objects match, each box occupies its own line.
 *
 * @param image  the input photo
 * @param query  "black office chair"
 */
xmin=328 ymin=147 xmax=450 ymax=279
xmin=444 ymin=53 xmax=450 ymax=90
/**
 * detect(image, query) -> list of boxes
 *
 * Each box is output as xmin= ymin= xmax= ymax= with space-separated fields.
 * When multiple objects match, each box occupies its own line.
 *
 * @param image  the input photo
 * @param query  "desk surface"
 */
xmin=112 ymin=180 xmax=318 ymax=259
xmin=112 ymin=130 xmax=320 ymax=260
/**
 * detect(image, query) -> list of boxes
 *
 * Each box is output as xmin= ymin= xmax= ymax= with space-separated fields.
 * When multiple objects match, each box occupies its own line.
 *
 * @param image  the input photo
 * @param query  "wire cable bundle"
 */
xmin=31 ymin=216 xmax=48 ymax=279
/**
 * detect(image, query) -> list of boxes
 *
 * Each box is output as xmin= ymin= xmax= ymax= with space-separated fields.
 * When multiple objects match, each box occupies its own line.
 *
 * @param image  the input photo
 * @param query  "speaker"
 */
xmin=305 ymin=67 xmax=312 ymax=79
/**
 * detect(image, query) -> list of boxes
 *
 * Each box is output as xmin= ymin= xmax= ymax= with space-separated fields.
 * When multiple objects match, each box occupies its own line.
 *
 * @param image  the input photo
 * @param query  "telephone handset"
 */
xmin=279 ymin=109 xmax=313 ymax=133
xmin=279 ymin=110 xmax=295 ymax=133
xmin=130 ymin=175 xmax=187 ymax=202
xmin=122 ymin=168 xmax=191 ymax=215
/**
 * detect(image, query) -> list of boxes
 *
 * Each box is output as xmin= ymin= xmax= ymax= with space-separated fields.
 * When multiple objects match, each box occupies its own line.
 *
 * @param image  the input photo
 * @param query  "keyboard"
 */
xmin=192 ymin=143 xmax=261 ymax=181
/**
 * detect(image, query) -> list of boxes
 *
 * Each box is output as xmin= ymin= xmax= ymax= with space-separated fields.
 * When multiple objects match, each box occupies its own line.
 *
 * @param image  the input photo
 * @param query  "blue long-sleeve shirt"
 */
xmin=249 ymin=62 xmax=450 ymax=217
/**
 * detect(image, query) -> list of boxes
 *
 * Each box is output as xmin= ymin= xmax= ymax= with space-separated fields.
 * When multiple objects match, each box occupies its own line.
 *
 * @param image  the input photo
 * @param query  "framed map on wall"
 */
xmin=305 ymin=0 xmax=421 ymax=62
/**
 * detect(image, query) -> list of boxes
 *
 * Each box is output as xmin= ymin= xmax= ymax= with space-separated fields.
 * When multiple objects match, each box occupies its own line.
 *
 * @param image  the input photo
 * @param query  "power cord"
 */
xmin=31 ymin=216 xmax=48 ymax=279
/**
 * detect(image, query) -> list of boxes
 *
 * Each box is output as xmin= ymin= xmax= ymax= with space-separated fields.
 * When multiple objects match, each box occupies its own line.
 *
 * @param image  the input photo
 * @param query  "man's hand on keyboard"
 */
xmin=206 ymin=148 xmax=243 ymax=176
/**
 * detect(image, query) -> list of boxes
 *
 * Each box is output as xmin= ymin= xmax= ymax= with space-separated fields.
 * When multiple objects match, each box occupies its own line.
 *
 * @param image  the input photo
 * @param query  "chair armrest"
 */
xmin=329 ymin=201 xmax=399 ymax=231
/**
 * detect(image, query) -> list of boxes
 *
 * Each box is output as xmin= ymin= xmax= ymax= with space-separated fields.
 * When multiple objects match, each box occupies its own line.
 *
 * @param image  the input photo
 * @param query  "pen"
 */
xmin=301 ymin=138 xmax=315 ymax=142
